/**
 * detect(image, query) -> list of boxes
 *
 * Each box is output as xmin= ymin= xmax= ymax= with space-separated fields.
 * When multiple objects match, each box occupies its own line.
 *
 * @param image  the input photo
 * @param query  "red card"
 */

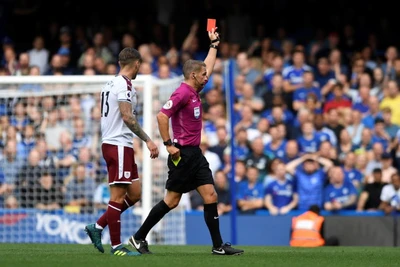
xmin=207 ymin=18 xmax=216 ymax=31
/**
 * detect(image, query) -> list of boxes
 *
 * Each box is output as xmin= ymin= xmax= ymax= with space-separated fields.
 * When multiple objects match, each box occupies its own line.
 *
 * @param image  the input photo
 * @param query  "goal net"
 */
xmin=0 ymin=74 xmax=186 ymax=245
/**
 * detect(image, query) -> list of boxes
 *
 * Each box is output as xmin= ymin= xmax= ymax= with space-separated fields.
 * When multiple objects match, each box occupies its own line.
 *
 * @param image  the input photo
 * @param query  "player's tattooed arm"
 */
xmin=119 ymin=101 xmax=150 ymax=142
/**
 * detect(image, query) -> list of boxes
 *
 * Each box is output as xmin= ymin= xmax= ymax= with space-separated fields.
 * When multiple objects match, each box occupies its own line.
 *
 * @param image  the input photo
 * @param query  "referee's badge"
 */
xmin=194 ymin=107 xmax=200 ymax=119
xmin=163 ymin=100 xmax=173 ymax=109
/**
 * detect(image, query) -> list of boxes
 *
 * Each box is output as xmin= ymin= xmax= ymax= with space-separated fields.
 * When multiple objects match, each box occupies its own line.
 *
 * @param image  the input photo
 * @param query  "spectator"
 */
xmin=93 ymin=177 xmax=110 ymax=212
xmin=377 ymin=153 xmax=397 ymax=184
xmin=64 ymin=163 xmax=96 ymax=213
xmin=292 ymin=71 xmax=321 ymax=112
xmin=17 ymin=148 xmax=44 ymax=197
xmin=0 ymin=139 xmax=24 ymax=194
xmin=199 ymin=135 xmax=222 ymax=177
xmin=72 ymin=118 xmax=92 ymax=150
xmin=14 ymin=52 xmax=30 ymax=76
xmin=313 ymin=113 xmax=337 ymax=147
xmin=314 ymin=57 xmax=336 ymax=92
xmin=282 ymin=139 xmax=300 ymax=164
xmin=371 ymin=118 xmax=391 ymax=152
xmin=337 ymin=128 xmax=353 ymax=163
xmin=379 ymin=172 xmax=400 ymax=215
xmin=244 ymin=136 xmax=271 ymax=181
xmin=351 ymin=85 xmax=371 ymax=115
xmin=30 ymin=172 xmax=64 ymax=211
xmin=296 ymin=120 xmax=321 ymax=154
xmin=353 ymin=128 xmax=373 ymax=153
xmin=208 ymin=125 xmax=228 ymax=166
xmin=54 ymin=130 xmax=78 ymax=181
xmin=282 ymin=49 xmax=312 ymax=93
xmin=264 ymin=161 xmax=298 ymax=215
xmin=380 ymin=80 xmax=400 ymax=126
xmin=236 ymin=165 xmax=264 ymax=214
xmin=381 ymin=107 xmax=400 ymax=140
xmin=234 ymin=82 xmax=264 ymax=115
xmin=318 ymin=141 xmax=339 ymax=165
xmin=264 ymin=123 xmax=287 ymax=160
xmin=323 ymin=83 xmax=352 ymax=114
xmin=345 ymin=109 xmax=365 ymax=146
xmin=365 ymin=142 xmax=385 ymax=177
xmin=286 ymin=153 xmax=333 ymax=210
xmin=10 ymin=101 xmax=30 ymax=132
xmin=261 ymin=73 xmax=291 ymax=111
xmin=262 ymin=53 xmax=284 ymax=91
xmin=325 ymin=108 xmax=345 ymax=142
xmin=234 ymin=51 xmax=262 ymax=92
xmin=323 ymin=166 xmax=358 ymax=211
xmin=16 ymin=124 xmax=35 ymax=160
xmin=342 ymin=152 xmax=363 ymax=190
xmin=40 ymin=108 xmax=67 ymax=152
xmin=27 ymin=35 xmax=49 ymax=74
xmin=361 ymin=96 xmax=382 ymax=129
xmin=4 ymin=194 xmax=19 ymax=209
xmin=214 ymin=170 xmax=232 ymax=216
xmin=357 ymin=168 xmax=386 ymax=211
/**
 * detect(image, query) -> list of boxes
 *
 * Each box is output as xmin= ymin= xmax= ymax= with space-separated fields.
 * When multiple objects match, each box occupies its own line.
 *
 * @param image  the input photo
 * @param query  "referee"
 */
xmin=129 ymin=27 xmax=244 ymax=256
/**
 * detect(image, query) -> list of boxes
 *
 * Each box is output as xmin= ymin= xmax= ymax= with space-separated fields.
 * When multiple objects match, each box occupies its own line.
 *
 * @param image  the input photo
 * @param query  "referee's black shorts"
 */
xmin=165 ymin=144 xmax=214 ymax=193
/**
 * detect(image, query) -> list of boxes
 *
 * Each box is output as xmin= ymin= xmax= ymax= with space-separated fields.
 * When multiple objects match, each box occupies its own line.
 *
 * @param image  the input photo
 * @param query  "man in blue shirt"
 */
xmin=282 ymin=50 xmax=313 ymax=93
xmin=286 ymin=153 xmax=334 ymax=210
xmin=264 ymin=162 xmax=298 ymax=215
xmin=296 ymin=121 xmax=321 ymax=154
xmin=292 ymin=71 xmax=322 ymax=112
xmin=324 ymin=166 xmax=358 ymax=211
xmin=237 ymin=166 xmax=265 ymax=214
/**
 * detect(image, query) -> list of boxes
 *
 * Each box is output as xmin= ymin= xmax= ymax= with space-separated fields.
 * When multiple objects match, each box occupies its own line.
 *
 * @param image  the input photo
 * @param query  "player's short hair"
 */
xmin=182 ymin=59 xmax=206 ymax=79
xmin=118 ymin=47 xmax=142 ymax=66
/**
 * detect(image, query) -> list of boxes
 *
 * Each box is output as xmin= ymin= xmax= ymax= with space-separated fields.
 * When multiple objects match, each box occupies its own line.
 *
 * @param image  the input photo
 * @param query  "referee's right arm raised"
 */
xmin=204 ymin=27 xmax=220 ymax=78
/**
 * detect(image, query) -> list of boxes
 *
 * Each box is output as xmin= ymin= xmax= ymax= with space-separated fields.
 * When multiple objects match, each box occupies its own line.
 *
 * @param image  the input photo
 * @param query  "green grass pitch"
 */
xmin=1 ymin=244 xmax=400 ymax=267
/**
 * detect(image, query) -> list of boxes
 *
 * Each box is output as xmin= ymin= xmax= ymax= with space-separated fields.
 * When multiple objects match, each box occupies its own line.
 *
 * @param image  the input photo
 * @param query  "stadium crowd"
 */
xmin=0 ymin=1 xmax=400 ymax=216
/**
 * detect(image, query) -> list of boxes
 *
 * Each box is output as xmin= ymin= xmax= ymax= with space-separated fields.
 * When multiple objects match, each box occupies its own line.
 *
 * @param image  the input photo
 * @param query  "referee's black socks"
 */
xmin=204 ymin=203 xmax=223 ymax=248
xmin=135 ymin=200 xmax=171 ymax=240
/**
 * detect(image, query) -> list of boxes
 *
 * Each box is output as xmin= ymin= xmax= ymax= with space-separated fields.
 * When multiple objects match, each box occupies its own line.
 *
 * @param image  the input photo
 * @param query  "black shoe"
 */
xmin=212 ymin=242 xmax=244 ymax=256
xmin=128 ymin=236 xmax=152 ymax=254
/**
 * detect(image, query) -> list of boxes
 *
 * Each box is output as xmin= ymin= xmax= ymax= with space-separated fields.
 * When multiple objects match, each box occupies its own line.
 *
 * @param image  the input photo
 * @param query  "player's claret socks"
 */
xmin=84 ymin=224 xmax=104 ymax=253
xmin=212 ymin=242 xmax=244 ymax=256
xmin=128 ymin=236 xmax=153 ymax=254
xmin=110 ymin=244 xmax=141 ymax=256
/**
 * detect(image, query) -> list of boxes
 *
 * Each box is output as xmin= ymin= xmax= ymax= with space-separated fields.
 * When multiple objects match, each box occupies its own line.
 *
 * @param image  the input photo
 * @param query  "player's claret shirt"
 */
xmin=160 ymin=83 xmax=202 ymax=146
xmin=101 ymin=75 xmax=137 ymax=148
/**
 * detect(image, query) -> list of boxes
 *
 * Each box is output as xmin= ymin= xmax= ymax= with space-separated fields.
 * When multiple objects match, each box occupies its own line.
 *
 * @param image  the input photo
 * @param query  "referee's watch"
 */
xmin=163 ymin=139 xmax=173 ymax=146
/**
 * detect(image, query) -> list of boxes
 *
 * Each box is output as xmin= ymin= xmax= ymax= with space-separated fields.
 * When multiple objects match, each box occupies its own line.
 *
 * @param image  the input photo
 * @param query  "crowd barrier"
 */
xmin=0 ymin=209 xmax=397 ymax=246
xmin=186 ymin=210 xmax=398 ymax=246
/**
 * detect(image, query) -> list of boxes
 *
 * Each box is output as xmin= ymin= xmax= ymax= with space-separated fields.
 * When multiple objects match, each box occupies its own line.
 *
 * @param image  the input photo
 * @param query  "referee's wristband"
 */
xmin=210 ymin=44 xmax=218 ymax=49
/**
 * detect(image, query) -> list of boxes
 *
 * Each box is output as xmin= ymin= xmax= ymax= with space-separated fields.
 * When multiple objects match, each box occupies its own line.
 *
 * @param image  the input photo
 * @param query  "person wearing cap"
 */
xmin=56 ymin=47 xmax=76 ymax=75
xmin=286 ymin=153 xmax=334 ymax=210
